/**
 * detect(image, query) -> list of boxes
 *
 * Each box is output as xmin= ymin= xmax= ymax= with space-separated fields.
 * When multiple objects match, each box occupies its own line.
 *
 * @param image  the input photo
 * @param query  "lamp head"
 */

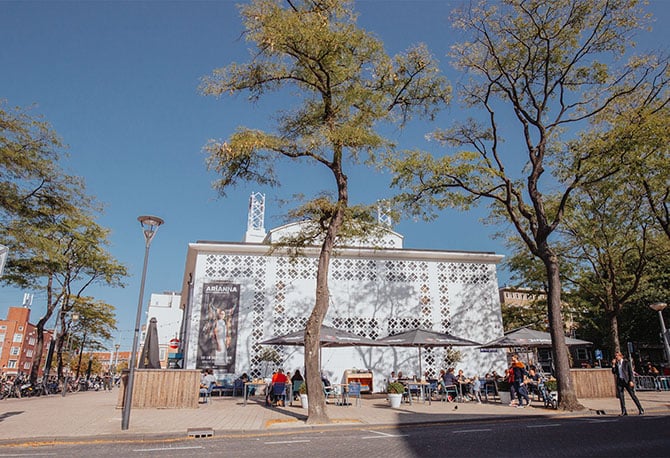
xmin=649 ymin=302 xmax=668 ymax=312
xmin=137 ymin=215 xmax=164 ymax=244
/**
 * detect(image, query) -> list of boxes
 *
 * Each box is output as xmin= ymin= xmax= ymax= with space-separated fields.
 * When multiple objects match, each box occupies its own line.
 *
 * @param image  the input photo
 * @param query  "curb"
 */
xmin=2 ymin=408 xmax=667 ymax=448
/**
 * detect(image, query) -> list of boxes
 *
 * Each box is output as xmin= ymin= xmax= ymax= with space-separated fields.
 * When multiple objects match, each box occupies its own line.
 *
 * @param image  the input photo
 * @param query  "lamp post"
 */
xmin=649 ymin=302 xmax=670 ymax=367
xmin=114 ymin=343 xmax=120 ymax=376
xmin=121 ymin=215 xmax=163 ymax=431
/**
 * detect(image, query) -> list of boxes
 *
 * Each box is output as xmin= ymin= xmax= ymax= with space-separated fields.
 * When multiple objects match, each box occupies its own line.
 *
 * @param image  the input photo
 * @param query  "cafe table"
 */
xmin=243 ymin=380 xmax=292 ymax=406
xmin=331 ymin=384 xmax=349 ymax=406
xmin=400 ymin=380 xmax=432 ymax=405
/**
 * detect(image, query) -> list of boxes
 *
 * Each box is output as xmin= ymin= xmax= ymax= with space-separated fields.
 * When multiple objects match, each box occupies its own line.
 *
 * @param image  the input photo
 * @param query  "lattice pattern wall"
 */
xmin=199 ymin=251 xmax=498 ymax=379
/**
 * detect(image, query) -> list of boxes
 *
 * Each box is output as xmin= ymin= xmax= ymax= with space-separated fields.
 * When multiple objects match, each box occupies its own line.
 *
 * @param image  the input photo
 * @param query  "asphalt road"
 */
xmin=1 ymin=414 xmax=668 ymax=457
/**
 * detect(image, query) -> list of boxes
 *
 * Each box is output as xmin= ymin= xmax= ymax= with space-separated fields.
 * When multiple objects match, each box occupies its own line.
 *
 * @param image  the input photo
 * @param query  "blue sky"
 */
xmin=2 ymin=1 xmax=668 ymax=351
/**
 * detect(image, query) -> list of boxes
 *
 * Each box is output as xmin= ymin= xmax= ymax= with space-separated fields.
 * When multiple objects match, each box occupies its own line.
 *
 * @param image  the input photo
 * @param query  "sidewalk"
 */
xmin=1 ymin=389 xmax=668 ymax=446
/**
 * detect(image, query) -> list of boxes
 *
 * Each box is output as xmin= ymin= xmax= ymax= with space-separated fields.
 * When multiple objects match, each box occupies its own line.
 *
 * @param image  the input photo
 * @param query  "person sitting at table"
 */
xmin=235 ymin=372 xmax=255 ymax=397
xmin=270 ymin=368 xmax=290 ymax=406
xmin=396 ymin=371 xmax=405 ymax=381
xmin=200 ymin=368 xmax=217 ymax=388
xmin=456 ymin=369 xmax=474 ymax=401
xmin=439 ymin=367 xmax=458 ymax=401
xmin=389 ymin=371 xmax=397 ymax=383
xmin=526 ymin=365 xmax=541 ymax=397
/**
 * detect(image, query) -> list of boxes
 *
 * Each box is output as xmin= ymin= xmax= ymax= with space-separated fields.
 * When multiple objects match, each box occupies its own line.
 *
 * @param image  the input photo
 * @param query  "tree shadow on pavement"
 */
xmin=0 ymin=411 xmax=23 ymax=422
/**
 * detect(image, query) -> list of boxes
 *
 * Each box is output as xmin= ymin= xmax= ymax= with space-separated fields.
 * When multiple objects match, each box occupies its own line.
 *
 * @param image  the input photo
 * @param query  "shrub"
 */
xmin=387 ymin=381 xmax=406 ymax=394
xmin=298 ymin=382 xmax=307 ymax=394
xmin=544 ymin=379 xmax=558 ymax=392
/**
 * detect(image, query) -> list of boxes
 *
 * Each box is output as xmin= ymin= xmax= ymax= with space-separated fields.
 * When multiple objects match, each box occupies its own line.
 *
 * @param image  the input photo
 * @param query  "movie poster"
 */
xmin=197 ymin=282 xmax=240 ymax=372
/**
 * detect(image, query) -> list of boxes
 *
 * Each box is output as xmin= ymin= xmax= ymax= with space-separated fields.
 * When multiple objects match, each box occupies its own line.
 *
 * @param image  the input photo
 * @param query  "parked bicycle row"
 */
xmin=1 ymin=373 xmax=116 ymax=399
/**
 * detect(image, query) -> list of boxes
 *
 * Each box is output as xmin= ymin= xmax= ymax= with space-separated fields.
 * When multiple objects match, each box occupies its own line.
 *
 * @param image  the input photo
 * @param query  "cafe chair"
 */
xmin=483 ymin=380 xmax=496 ymax=402
xmin=271 ymin=382 xmax=287 ymax=407
xmin=199 ymin=381 xmax=215 ymax=404
xmin=442 ymin=384 xmax=458 ymax=402
xmin=346 ymin=382 xmax=362 ymax=407
xmin=323 ymin=383 xmax=336 ymax=403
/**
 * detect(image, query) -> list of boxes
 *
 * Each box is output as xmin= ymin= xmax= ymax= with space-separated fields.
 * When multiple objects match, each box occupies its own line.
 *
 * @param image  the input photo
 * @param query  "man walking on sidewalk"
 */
xmin=611 ymin=351 xmax=644 ymax=416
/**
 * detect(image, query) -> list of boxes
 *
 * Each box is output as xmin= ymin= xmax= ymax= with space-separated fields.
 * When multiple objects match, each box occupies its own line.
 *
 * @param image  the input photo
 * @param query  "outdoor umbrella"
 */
xmin=478 ymin=326 xmax=592 ymax=349
xmin=479 ymin=326 xmax=592 ymax=372
xmin=375 ymin=328 xmax=481 ymax=375
xmin=260 ymin=324 xmax=385 ymax=348
xmin=139 ymin=317 xmax=161 ymax=369
xmin=260 ymin=324 xmax=386 ymax=373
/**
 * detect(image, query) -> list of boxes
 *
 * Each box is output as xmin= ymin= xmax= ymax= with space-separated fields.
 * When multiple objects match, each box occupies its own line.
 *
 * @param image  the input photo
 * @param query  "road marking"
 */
xmin=453 ymin=428 xmax=492 ymax=433
xmin=133 ymin=446 xmax=204 ymax=452
xmin=0 ymin=454 xmax=58 ymax=457
xmin=361 ymin=430 xmax=408 ymax=439
xmin=586 ymin=419 xmax=618 ymax=423
xmin=264 ymin=440 xmax=311 ymax=444
xmin=526 ymin=424 xmax=561 ymax=429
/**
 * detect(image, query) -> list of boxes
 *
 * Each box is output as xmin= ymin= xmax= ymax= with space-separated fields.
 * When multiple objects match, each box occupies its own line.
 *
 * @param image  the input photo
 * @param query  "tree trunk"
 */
xmin=542 ymin=250 xmax=584 ymax=411
xmin=304 ymin=235 xmax=337 ymax=424
xmin=30 ymin=320 xmax=46 ymax=386
xmin=608 ymin=312 xmax=621 ymax=355
xmin=304 ymin=166 xmax=347 ymax=424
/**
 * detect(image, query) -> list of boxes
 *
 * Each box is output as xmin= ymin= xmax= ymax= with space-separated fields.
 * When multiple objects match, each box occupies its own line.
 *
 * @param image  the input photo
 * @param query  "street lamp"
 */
xmin=121 ymin=215 xmax=163 ymax=431
xmin=114 ymin=343 xmax=120 ymax=376
xmin=649 ymin=302 xmax=670 ymax=367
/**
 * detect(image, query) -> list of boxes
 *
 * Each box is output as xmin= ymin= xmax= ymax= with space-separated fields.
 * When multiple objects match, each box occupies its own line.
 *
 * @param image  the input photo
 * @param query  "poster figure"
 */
xmin=197 ymin=282 xmax=240 ymax=372
xmin=214 ymin=308 xmax=231 ymax=366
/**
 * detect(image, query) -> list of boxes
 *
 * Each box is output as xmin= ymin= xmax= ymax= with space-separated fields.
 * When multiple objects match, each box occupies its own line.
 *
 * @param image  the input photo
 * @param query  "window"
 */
xmin=23 ymin=362 xmax=31 ymax=370
xmin=28 ymin=337 xmax=36 ymax=345
xmin=26 ymin=349 xmax=33 ymax=358
xmin=0 ymin=333 xmax=5 ymax=341
xmin=13 ymin=333 xmax=23 ymax=343
xmin=10 ymin=346 xmax=20 ymax=355
xmin=18 ymin=326 xmax=24 ymax=331
xmin=576 ymin=348 xmax=589 ymax=360
xmin=0 ymin=325 xmax=6 ymax=329
xmin=7 ymin=360 xmax=17 ymax=368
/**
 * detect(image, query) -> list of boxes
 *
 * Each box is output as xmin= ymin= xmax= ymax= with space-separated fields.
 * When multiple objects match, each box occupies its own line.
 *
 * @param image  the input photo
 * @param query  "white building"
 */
xmin=140 ymin=292 xmax=182 ymax=368
xmin=179 ymin=194 xmax=506 ymax=390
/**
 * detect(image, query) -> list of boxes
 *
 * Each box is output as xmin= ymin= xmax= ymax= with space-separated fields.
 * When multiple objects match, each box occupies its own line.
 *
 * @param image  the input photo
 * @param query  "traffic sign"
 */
xmin=168 ymin=338 xmax=180 ymax=350
xmin=594 ymin=349 xmax=603 ymax=360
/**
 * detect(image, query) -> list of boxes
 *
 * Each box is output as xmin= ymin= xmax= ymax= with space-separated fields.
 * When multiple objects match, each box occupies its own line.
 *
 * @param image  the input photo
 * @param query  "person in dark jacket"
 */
xmin=611 ymin=351 xmax=644 ymax=415
xmin=510 ymin=354 xmax=530 ymax=408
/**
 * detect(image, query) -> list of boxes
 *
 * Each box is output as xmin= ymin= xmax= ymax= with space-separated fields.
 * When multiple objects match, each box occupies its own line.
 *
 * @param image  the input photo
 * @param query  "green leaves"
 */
xmin=202 ymin=0 xmax=450 ymax=196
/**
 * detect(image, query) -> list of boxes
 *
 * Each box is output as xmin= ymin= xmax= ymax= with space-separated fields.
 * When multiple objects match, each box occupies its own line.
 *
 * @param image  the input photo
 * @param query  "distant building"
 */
xmin=88 ymin=350 xmax=131 ymax=374
xmin=139 ymin=292 xmax=182 ymax=369
xmin=179 ymin=193 xmax=507 ymax=390
xmin=499 ymin=286 xmax=546 ymax=307
xmin=498 ymin=286 xmax=592 ymax=370
xmin=0 ymin=306 xmax=53 ymax=377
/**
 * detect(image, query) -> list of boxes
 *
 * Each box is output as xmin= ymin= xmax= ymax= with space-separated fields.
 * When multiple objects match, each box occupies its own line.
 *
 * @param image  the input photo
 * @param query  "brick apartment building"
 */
xmin=0 ymin=306 xmax=53 ymax=377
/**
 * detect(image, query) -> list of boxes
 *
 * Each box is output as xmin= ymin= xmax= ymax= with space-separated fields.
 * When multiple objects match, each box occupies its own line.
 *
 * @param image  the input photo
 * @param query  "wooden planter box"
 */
xmin=117 ymin=369 xmax=200 ymax=409
xmin=570 ymin=368 xmax=616 ymax=398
